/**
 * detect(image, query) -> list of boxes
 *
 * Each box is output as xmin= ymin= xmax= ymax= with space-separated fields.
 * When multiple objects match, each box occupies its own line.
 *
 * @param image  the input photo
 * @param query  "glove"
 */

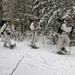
xmin=1 ymin=32 xmax=4 ymax=35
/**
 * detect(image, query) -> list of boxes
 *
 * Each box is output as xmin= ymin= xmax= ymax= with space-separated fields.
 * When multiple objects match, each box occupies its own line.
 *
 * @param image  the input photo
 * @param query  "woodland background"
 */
xmin=0 ymin=0 xmax=75 ymax=42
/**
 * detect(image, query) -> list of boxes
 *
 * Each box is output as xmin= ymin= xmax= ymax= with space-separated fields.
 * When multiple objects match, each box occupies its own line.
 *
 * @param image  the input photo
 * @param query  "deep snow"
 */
xmin=0 ymin=37 xmax=75 ymax=75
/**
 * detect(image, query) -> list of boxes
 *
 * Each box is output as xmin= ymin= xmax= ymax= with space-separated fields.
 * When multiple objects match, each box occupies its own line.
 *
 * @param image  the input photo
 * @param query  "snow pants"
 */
xmin=57 ymin=33 xmax=70 ymax=52
xmin=31 ymin=31 xmax=39 ymax=46
xmin=3 ymin=32 xmax=12 ymax=46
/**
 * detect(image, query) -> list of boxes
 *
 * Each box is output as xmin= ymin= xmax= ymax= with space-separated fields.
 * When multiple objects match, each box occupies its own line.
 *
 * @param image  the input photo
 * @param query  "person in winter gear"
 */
xmin=30 ymin=18 xmax=40 ymax=49
xmin=0 ymin=20 xmax=15 ymax=49
xmin=57 ymin=16 xmax=72 ymax=54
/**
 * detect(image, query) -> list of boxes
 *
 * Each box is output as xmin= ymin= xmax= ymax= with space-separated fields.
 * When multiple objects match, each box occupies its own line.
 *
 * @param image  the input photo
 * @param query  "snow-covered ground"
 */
xmin=0 ymin=37 xmax=75 ymax=75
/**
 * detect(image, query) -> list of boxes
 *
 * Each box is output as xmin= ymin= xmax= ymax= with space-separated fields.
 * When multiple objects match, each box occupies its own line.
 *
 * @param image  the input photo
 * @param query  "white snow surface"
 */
xmin=0 ymin=37 xmax=75 ymax=75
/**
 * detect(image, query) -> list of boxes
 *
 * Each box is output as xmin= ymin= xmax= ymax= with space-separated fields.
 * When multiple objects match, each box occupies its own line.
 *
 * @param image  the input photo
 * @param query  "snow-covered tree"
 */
xmin=2 ymin=0 xmax=75 ymax=37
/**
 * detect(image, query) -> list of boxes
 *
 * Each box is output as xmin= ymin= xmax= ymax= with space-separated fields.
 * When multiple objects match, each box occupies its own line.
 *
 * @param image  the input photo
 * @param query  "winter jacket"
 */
xmin=0 ymin=22 xmax=15 ymax=35
xmin=30 ymin=22 xmax=40 ymax=31
xmin=61 ymin=21 xmax=72 ymax=34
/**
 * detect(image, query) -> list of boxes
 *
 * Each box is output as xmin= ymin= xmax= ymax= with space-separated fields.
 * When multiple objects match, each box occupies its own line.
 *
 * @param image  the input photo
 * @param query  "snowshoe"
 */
xmin=4 ymin=44 xmax=16 ymax=49
xmin=10 ymin=44 xmax=16 ymax=49
xmin=10 ymin=45 xmax=14 ymax=49
xmin=57 ymin=50 xmax=67 ymax=55
xmin=57 ymin=51 xmax=64 ymax=55
xmin=13 ymin=44 xmax=16 ymax=47
xmin=61 ymin=47 xmax=67 ymax=52
xmin=31 ymin=46 xmax=39 ymax=49
xmin=29 ymin=44 xmax=39 ymax=49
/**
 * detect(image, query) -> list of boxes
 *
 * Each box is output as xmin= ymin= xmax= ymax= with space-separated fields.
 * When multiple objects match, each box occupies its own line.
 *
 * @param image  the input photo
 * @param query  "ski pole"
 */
xmin=68 ymin=42 xmax=72 ymax=55
xmin=14 ymin=30 xmax=17 ymax=47
xmin=14 ymin=28 xmax=16 ymax=47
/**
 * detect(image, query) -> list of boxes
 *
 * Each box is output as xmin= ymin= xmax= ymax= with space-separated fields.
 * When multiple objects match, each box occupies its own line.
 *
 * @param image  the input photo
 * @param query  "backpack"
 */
xmin=29 ymin=18 xmax=34 ymax=30
xmin=57 ymin=19 xmax=65 ymax=34
xmin=0 ymin=20 xmax=7 ymax=28
xmin=0 ymin=20 xmax=7 ymax=34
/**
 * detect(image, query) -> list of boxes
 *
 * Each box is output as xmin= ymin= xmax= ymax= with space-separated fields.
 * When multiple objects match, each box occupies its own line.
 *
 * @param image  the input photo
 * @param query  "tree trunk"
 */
xmin=0 ymin=0 xmax=3 ymax=19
